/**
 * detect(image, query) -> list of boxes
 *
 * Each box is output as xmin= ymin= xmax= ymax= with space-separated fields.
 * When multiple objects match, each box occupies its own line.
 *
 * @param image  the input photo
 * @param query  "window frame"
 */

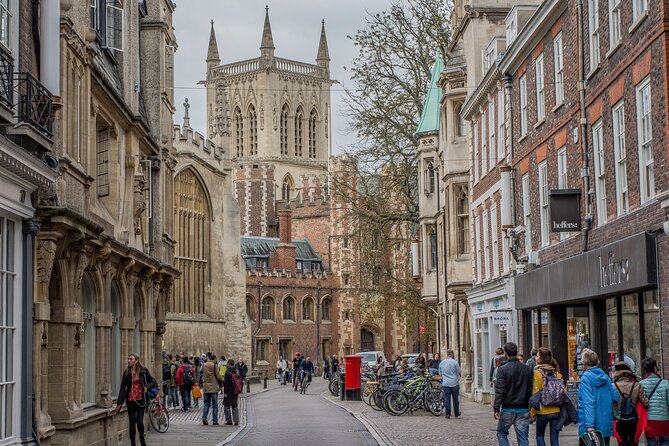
xmin=456 ymin=186 xmax=470 ymax=256
xmin=636 ymin=77 xmax=654 ymax=203
xmin=592 ymin=120 xmax=607 ymax=225
xmin=553 ymin=33 xmax=564 ymax=105
xmin=96 ymin=127 xmax=111 ymax=198
xmin=522 ymin=174 xmax=532 ymax=252
xmin=248 ymin=104 xmax=258 ymax=156
xmin=491 ymin=203 xmax=499 ymax=278
xmin=535 ymin=54 xmax=545 ymax=122
xmin=482 ymin=209 xmax=490 ymax=280
xmin=488 ymin=101 xmax=495 ymax=169
xmin=234 ymin=107 xmax=243 ymax=158
xmin=609 ymin=0 xmax=622 ymax=48
xmin=261 ymin=296 xmax=275 ymax=321
xmin=282 ymin=296 xmax=295 ymax=321
xmin=105 ymin=0 xmax=124 ymax=52
xmin=588 ymin=0 xmax=600 ymax=69
xmin=497 ymin=89 xmax=504 ymax=160
xmin=481 ymin=110 xmax=488 ymax=174
xmin=538 ymin=161 xmax=549 ymax=247
xmin=632 ymin=0 xmax=648 ymax=23
xmin=473 ymin=121 xmax=479 ymax=182
xmin=280 ymin=104 xmax=289 ymax=155
xmin=475 ymin=215 xmax=482 ymax=283
xmin=612 ymin=101 xmax=628 ymax=215
xmin=519 ymin=74 xmax=528 ymax=135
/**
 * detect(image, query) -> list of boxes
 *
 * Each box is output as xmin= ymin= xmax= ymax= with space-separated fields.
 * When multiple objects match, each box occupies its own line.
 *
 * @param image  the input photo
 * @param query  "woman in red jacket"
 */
xmin=116 ymin=354 xmax=153 ymax=446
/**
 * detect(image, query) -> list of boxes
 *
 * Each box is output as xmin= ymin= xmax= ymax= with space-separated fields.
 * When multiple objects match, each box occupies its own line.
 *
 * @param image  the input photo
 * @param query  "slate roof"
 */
xmin=240 ymin=236 xmax=321 ymax=261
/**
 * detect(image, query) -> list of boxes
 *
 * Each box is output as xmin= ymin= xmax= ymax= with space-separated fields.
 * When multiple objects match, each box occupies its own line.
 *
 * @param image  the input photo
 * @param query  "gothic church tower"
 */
xmin=204 ymin=8 xmax=333 ymax=236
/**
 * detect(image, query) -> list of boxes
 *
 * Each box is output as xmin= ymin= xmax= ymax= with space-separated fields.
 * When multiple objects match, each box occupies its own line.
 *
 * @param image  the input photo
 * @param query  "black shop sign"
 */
xmin=549 ymin=189 xmax=581 ymax=232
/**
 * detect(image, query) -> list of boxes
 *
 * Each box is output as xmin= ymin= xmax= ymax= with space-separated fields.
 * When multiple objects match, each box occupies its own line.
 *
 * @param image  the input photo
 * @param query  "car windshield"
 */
xmin=361 ymin=353 xmax=377 ymax=363
xmin=406 ymin=356 xmax=417 ymax=364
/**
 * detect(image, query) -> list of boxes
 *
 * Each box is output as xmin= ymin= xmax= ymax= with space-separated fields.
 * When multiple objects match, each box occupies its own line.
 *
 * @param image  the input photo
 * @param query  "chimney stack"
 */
xmin=271 ymin=209 xmax=296 ymax=270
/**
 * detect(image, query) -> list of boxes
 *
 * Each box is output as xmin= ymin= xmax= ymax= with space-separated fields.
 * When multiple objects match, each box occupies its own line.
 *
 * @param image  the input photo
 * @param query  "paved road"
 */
xmin=229 ymin=380 xmax=378 ymax=446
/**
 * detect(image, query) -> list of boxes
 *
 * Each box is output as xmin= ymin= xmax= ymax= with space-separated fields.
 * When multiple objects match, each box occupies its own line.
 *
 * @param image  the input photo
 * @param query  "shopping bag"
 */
xmin=579 ymin=431 xmax=605 ymax=446
xmin=192 ymin=383 xmax=202 ymax=399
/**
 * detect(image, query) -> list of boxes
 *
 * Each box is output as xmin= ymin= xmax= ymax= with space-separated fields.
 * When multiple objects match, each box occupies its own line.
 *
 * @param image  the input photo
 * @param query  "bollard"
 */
xmin=264 ymin=375 xmax=268 ymax=389
xmin=246 ymin=378 xmax=250 ymax=393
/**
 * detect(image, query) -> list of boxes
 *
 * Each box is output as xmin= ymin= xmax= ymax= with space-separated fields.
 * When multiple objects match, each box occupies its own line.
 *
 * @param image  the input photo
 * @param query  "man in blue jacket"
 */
xmin=578 ymin=348 xmax=620 ymax=445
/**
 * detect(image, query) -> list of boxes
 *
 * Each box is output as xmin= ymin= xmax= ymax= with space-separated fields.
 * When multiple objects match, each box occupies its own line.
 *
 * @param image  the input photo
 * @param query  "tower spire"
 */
xmin=207 ymin=20 xmax=220 ymax=62
xmin=316 ymin=19 xmax=330 ymax=77
xmin=260 ymin=5 xmax=275 ymax=58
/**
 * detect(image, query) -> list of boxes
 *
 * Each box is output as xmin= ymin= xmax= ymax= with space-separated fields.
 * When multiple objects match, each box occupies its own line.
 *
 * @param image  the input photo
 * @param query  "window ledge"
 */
xmin=534 ymin=119 xmax=545 ymax=130
xmin=629 ymin=11 xmax=649 ymax=35
xmin=321 ymin=320 xmax=332 ymax=324
xmin=518 ymin=134 xmax=528 ymax=144
xmin=261 ymin=320 xmax=276 ymax=325
xmin=302 ymin=320 xmax=315 ymax=325
xmin=587 ymin=64 xmax=600 ymax=80
xmin=606 ymin=41 xmax=622 ymax=59
xmin=282 ymin=320 xmax=296 ymax=324
xmin=552 ymin=102 xmax=564 ymax=113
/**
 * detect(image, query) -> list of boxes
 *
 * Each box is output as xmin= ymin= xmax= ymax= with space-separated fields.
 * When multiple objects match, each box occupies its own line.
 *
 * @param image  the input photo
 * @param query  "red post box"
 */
xmin=343 ymin=355 xmax=363 ymax=401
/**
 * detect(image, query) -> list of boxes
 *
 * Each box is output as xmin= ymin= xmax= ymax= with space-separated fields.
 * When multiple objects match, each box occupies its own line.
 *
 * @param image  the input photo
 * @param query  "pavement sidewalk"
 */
xmin=137 ymin=379 xmax=283 ymax=446
xmin=323 ymin=391 xmax=586 ymax=446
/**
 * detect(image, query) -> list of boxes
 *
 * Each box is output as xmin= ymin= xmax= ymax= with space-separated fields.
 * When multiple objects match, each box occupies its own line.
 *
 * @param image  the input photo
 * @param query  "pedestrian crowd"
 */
xmin=161 ymin=351 xmax=248 ymax=426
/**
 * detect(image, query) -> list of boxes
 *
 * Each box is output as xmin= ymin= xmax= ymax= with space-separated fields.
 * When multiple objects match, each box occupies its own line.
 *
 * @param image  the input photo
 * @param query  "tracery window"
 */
xmin=282 ymin=175 xmax=293 ymax=202
xmin=302 ymin=297 xmax=314 ymax=321
xmin=234 ymin=107 xmax=243 ymax=158
xmin=321 ymin=297 xmax=331 ymax=321
xmin=308 ymin=109 xmax=317 ymax=158
xmin=248 ymin=104 xmax=258 ymax=156
xmin=280 ymin=104 xmax=289 ymax=155
xmin=262 ymin=296 xmax=275 ymax=321
xmin=457 ymin=185 xmax=470 ymax=255
xmin=173 ymin=169 xmax=211 ymax=314
xmin=246 ymin=295 xmax=256 ymax=321
xmin=283 ymin=296 xmax=295 ymax=321
xmin=294 ymin=106 xmax=303 ymax=157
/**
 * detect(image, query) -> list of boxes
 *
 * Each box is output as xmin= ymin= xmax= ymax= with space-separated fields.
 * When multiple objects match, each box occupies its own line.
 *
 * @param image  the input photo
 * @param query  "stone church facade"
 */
xmin=204 ymin=9 xmax=411 ymax=370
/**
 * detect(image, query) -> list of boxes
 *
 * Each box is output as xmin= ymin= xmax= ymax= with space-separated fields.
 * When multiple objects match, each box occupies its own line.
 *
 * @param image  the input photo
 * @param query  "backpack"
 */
xmin=182 ymin=365 xmax=195 ymax=387
xmin=615 ymin=381 xmax=639 ymax=424
xmin=539 ymin=370 xmax=565 ymax=407
xmin=162 ymin=362 xmax=172 ymax=381
xmin=232 ymin=370 xmax=244 ymax=395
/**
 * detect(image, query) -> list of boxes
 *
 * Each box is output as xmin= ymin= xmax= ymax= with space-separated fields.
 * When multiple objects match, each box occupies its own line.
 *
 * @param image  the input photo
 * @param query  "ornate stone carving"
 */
xmin=36 ymin=239 xmax=57 ymax=284
xmin=34 ymin=183 xmax=58 ymax=207
xmin=259 ymin=94 xmax=265 ymax=130
xmin=115 ymin=257 xmax=136 ymax=281
xmin=40 ymin=322 xmax=48 ymax=347
xmin=88 ymin=241 xmax=111 ymax=272
xmin=133 ymin=174 xmax=147 ymax=235
xmin=73 ymin=250 xmax=91 ymax=290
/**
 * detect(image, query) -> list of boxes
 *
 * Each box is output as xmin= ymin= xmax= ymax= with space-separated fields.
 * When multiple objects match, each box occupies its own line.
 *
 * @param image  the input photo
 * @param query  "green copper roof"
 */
xmin=416 ymin=54 xmax=444 ymax=136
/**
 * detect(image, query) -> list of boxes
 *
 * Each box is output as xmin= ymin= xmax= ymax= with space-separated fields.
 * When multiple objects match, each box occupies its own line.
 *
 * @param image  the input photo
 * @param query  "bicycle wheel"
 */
xmin=423 ymin=392 xmax=443 ymax=416
xmin=371 ymin=389 xmax=385 ymax=411
xmin=148 ymin=400 xmax=170 ymax=433
xmin=301 ymin=378 xmax=310 ymax=394
xmin=383 ymin=389 xmax=408 ymax=416
xmin=329 ymin=377 xmax=340 ymax=396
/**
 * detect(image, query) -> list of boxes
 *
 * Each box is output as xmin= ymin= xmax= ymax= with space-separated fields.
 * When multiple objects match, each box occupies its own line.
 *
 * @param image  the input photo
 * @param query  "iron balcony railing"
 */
xmin=15 ymin=72 xmax=53 ymax=138
xmin=0 ymin=45 xmax=13 ymax=109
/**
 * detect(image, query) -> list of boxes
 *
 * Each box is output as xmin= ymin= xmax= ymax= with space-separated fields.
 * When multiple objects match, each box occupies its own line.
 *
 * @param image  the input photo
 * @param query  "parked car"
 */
xmin=401 ymin=353 xmax=420 ymax=370
xmin=355 ymin=351 xmax=385 ymax=366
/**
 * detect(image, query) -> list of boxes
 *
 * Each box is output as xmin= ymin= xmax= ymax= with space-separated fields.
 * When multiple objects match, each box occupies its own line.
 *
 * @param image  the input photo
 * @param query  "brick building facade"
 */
xmin=495 ymin=0 xmax=669 ymax=379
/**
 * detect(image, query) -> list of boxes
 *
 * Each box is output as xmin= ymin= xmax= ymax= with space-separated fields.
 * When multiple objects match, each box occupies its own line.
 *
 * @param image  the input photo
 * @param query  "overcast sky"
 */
xmin=173 ymin=0 xmax=392 ymax=154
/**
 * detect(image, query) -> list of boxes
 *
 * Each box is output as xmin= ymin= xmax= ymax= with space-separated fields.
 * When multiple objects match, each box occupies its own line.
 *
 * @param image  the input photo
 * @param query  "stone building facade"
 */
xmin=0 ymin=1 xmax=59 ymax=444
xmin=164 ymin=113 xmax=250 ymax=359
xmin=204 ymin=8 xmax=333 ymax=238
xmin=501 ymin=0 xmax=669 ymax=378
xmin=31 ymin=1 xmax=179 ymax=445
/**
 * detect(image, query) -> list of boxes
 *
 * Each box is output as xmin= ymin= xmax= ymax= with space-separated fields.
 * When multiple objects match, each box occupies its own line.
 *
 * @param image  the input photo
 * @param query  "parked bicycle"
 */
xmin=147 ymin=380 xmax=170 ymax=432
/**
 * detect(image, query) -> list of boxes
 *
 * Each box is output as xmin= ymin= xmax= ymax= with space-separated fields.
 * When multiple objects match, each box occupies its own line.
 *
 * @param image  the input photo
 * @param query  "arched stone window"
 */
xmin=294 ymin=106 xmax=303 ymax=157
xmin=425 ymin=160 xmax=436 ymax=194
xmin=302 ymin=296 xmax=314 ymax=321
xmin=457 ymin=185 xmax=470 ymax=255
xmin=81 ymin=273 xmax=96 ymax=405
xmin=321 ymin=296 xmax=331 ymax=321
xmin=248 ymin=104 xmax=258 ymax=156
xmin=282 ymin=296 xmax=295 ymax=321
xmin=234 ymin=107 xmax=243 ymax=157
xmin=246 ymin=294 xmax=256 ymax=321
xmin=262 ymin=296 xmax=275 ymax=321
xmin=282 ymin=174 xmax=294 ymax=202
xmin=454 ymin=102 xmax=465 ymax=137
xmin=308 ymin=108 xmax=317 ymax=158
xmin=280 ymin=104 xmax=289 ymax=155
xmin=173 ymin=169 xmax=211 ymax=314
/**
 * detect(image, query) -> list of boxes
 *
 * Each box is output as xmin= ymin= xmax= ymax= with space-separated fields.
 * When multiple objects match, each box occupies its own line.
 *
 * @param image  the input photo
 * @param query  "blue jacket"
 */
xmin=640 ymin=374 xmax=669 ymax=421
xmin=578 ymin=367 xmax=620 ymax=437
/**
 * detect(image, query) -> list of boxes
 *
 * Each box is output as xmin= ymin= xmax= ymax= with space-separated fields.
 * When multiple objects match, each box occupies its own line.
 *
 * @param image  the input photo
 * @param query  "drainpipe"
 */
xmin=253 ymin=281 xmax=263 ymax=374
xmin=577 ymin=0 xmax=593 ymax=252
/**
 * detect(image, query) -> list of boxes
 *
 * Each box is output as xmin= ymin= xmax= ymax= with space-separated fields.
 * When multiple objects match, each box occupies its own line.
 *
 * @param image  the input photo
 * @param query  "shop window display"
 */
xmin=606 ymin=298 xmax=619 ymax=372
xmin=621 ymin=294 xmax=641 ymax=373
xmin=644 ymin=290 xmax=661 ymax=361
xmin=567 ymin=306 xmax=590 ymax=382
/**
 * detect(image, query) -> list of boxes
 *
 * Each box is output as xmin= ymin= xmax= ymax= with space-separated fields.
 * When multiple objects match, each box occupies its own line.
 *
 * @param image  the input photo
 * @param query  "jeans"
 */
xmin=202 ymin=392 xmax=219 ymax=423
xmin=536 ymin=412 xmax=560 ymax=446
xmin=442 ymin=385 xmax=460 ymax=416
xmin=169 ymin=386 xmax=179 ymax=407
xmin=497 ymin=411 xmax=530 ymax=446
xmin=429 ymin=367 xmax=440 ymax=375
xmin=126 ymin=400 xmax=146 ymax=446
xmin=162 ymin=383 xmax=168 ymax=408
xmin=179 ymin=386 xmax=192 ymax=411
xmin=616 ymin=421 xmax=638 ymax=446
xmin=647 ymin=437 xmax=669 ymax=446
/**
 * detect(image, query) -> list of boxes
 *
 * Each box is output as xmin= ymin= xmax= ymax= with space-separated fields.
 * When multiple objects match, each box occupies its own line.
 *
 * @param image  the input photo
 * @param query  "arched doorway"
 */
xmin=361 ymin=328 xmax=375 ymax=351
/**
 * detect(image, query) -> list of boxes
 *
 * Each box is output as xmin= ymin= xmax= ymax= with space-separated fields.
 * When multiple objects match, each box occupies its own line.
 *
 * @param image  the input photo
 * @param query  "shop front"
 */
xmin=515 ymin=232 xmax=662 ymax=394
xmin=466 ymin=278 xmax=516 ymax=403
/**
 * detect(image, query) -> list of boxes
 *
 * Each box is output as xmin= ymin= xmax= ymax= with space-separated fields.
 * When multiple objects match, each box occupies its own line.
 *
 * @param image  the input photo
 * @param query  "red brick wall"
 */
xmin=19 ymin=0 xmax=39 ymax=76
